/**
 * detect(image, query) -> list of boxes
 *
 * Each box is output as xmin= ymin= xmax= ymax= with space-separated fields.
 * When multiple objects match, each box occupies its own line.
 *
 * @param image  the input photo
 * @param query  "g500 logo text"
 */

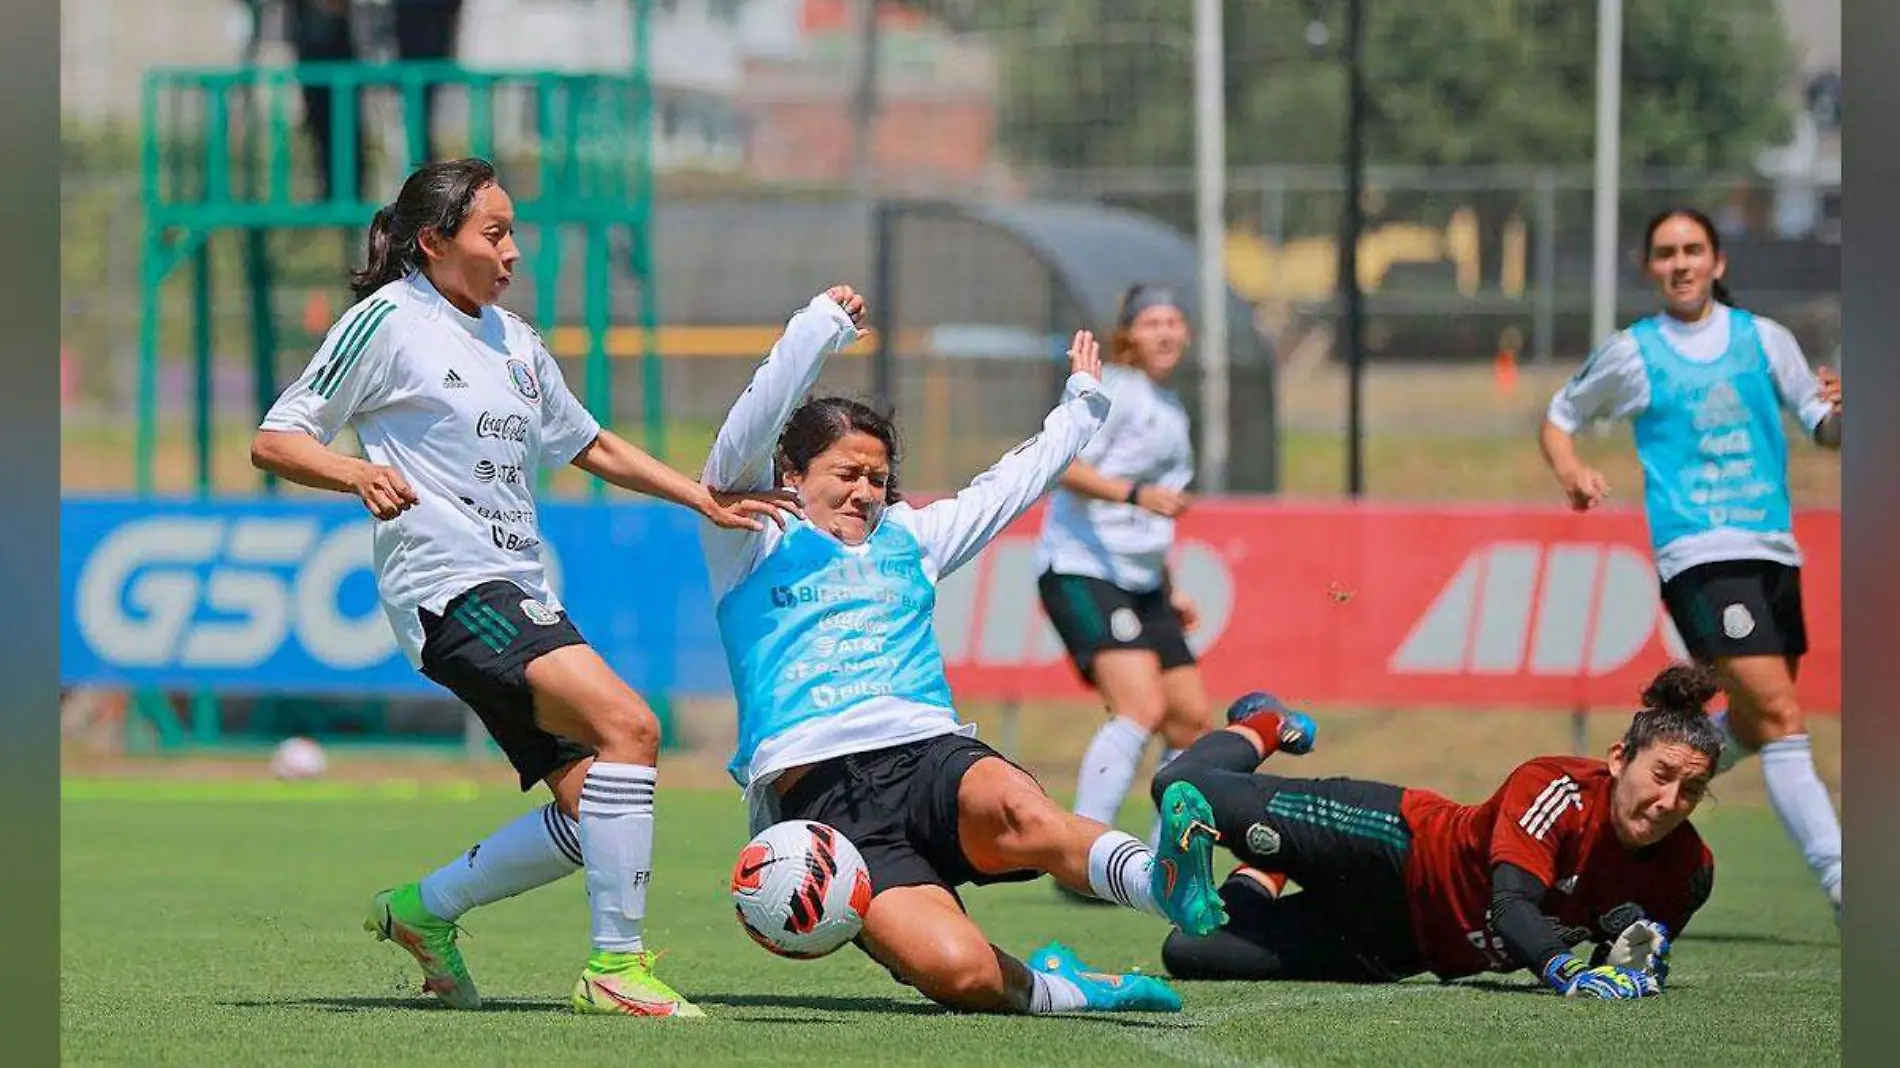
xmin=75 ymin=516 xmax=396 ymax=670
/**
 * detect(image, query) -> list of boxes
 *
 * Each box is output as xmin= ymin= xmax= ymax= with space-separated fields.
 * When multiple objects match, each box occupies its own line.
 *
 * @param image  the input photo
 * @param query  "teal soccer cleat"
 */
xmin=1153 ymin=780 xmax=1228 ymax=937
xmin=1028 ymin=941 xmax=1182 ymax=1012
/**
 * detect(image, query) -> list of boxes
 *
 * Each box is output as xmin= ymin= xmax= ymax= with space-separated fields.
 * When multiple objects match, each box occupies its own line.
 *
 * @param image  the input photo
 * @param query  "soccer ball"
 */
xmin=729 ymin=820 xmax=873 ymax=959
xmin=269 ymin=736 xmax=328 ymax=780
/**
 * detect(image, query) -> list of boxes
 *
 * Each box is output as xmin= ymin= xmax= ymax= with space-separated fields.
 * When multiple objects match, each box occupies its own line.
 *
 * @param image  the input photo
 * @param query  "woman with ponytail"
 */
xmin=1149 ymin=663 xmax=1722 ymax=1000
xmin=1537 ymin=207 xmax=1844 ymax=921
xmin=251 ymin=157 xmax=798 ymax=1017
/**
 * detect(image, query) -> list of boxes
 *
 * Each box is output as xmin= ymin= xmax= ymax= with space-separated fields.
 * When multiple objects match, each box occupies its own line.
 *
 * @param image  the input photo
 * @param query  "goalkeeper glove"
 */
xmin=1603 ymin=919 xmax=1671 ymax=988
xmin=1541 ymin=953 xmax=1662 ymax=1000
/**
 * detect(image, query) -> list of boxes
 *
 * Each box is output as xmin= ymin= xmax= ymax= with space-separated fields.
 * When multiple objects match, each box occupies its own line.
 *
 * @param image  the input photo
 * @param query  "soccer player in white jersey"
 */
xmin=251 ymin=158 xmax=795 ymax=1017
xmin=1034 ymin=284 xmax=1217 ymax=883
xmin=1538 ymin=207 xmax=1844 ymax=919
xmin=698 ymin=286 xmax=1230 ymax=1016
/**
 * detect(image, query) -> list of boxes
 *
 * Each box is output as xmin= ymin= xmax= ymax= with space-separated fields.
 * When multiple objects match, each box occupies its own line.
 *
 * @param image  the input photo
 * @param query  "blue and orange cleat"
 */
xmin=1028 ymin=941 xmax=1182 ymax=1012
xmin=1225 ymin=692 xmax=1317 ymax=756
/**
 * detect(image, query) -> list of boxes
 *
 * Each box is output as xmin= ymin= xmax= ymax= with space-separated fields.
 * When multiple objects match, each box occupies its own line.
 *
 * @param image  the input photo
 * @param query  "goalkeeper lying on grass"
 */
xmin=1149 ymin=664 xmax=1720 ymax=999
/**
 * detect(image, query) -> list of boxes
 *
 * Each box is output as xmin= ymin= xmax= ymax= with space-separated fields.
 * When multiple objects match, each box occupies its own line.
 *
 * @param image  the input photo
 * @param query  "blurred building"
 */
xmin=1759 ymin=0 xmax=1840 ymax=240
xmin=59 ymin=0 xmax=995 ymax=186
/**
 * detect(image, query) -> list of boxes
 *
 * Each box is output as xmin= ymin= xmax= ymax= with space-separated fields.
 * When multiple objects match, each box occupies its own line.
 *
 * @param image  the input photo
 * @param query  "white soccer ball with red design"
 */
xmin=729 ymin=820 xmax=873 ymax=959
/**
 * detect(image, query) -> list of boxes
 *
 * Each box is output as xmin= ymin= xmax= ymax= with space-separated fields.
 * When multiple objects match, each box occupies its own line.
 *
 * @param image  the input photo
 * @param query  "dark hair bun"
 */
xmin=1640 ymin=663 xmax=1719 ymax=714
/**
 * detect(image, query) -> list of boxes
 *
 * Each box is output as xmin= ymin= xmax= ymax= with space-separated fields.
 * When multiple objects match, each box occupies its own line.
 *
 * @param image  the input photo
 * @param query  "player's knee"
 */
xmin=994 ymin=788 xmax=1068 ymax=852
xmin=1730 ymin=691 xmax=1804 ymax=748
xmin=1161 ymin=931 xmax=1231 ymax=981
xmin=1166 ymin=677 xmax=1213 ymax=726
xmin=589 ymin=693 xmax=660 ymax=754
xmin=1097 ymin=672 xmax=1167 ymax=730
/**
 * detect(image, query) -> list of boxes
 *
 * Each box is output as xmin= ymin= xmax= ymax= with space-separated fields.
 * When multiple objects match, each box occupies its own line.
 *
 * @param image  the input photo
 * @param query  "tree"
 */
xmin=901 ymin=0 xmax=1797 ymax=286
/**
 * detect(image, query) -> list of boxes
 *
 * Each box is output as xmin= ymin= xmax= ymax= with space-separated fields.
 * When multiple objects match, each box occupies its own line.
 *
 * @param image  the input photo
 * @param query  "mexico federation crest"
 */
xmin=520 ymin=599 xmax=560 ymax=626
xmin=1245 ymin=822 xmax=1282 ymax=857
xmin=1721 ymin=603 xmax=1755 ymax=640
xmin=507 ymin=358 xmax=540 ymax=400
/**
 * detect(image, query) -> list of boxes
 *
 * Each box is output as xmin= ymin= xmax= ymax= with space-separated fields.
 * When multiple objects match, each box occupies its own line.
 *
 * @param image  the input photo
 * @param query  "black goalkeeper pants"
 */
xmin=1152 ymin=731 xmax=1427 ymax=983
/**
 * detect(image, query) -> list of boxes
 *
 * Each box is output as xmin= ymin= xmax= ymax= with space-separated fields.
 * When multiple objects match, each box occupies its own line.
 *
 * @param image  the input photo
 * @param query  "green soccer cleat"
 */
xmin=1153 ymin=780 xmax=1228 ymax=938
xmin=1029 ymin=941 xmax=1182 ymax=1013
xmin=364 ymin=883 xmax=480 ymax=1010
xmin=571 ymin=950 xmax=705 ymax=1018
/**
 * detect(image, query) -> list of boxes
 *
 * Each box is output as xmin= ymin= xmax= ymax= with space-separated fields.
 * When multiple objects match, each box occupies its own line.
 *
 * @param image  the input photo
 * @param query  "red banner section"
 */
xmin=935 ymin=503 xmax=1840 ymax=713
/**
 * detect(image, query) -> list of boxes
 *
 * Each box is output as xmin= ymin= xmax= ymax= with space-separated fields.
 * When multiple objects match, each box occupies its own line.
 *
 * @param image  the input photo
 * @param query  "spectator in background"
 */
xmin=280 ymin=0 xmax=466 ymax=200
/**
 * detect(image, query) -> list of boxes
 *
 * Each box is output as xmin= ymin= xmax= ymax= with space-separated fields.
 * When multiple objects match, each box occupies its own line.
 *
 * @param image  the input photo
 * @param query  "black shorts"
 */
xmin=1659 ymin=559 xmax=1808 ymax=661
xmin=419 ymin=579 xmax=595 ymax=791
xmin=1161 ymin=775 xmax=1425 ymax=983
xmin=775 ymin=733 xmax=1044 ymax=902
xmin=1037 ymin=570 xmax=1195 ymax=684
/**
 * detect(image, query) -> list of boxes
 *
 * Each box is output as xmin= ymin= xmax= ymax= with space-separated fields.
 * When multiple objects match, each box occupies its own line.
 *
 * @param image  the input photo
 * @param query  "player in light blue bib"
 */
xmin=699 ymin=285 xmax=1229 ymax=1016
xmin=1539 ymin=207 xmax=1843 ymax=919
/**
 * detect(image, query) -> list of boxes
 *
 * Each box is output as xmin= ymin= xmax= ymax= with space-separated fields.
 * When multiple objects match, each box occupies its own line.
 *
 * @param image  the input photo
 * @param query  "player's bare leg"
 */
xmin=954 ymin=757 xmax=1225 ymax=937
xmin=528 ymin=647 xmax=700 ymax=1017
xmin=1713 ymin=654 xmax=1841 ymax=914
xmin=857 ymin=885 xmax=1178 ymax=1014
xmin=364 ymin=760 xmax=593 ymax=1011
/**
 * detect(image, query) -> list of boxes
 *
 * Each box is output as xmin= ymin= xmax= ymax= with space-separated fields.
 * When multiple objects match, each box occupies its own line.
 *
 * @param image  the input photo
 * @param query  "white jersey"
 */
xmin=1034 ymin=363 xmax=1194 ymax=592
xmin=699 ymin=295 xmax=1111 ymax=824
xmin=260 ymin=272 xmax=603 ymax=666
xmin=1546 ymin=304 xmax=1831 ymax=581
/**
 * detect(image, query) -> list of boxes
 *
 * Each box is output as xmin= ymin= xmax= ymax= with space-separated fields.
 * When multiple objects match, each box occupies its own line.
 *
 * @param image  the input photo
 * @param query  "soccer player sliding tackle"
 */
xmin=1154 ymin=665 xmax=1721 ymax=999
xmin=697 ymin=285 xmax=1228 ymax=1015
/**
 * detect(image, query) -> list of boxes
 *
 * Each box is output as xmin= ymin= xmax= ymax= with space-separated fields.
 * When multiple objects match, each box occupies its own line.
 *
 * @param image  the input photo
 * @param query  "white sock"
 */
xmin=1709 ymin=709 xmax=1751 ymax=776
xmin=419 ymin=802 xmax=584 ymax=921
xmin=1074 ymin=717 xmax=1151 ymax=826
xmin=1027 ymin=969 xmax=1089 ymax=1014
xmin=578 ymin=762 xmax=658 ymax=953
xmin=1085 ymin=830 xmax=1164 ymax=917
xmin=1760 ymin=735 xmax=1842 ymax=900
xmin=1146 ymin=748 xmax=1186 ymax=850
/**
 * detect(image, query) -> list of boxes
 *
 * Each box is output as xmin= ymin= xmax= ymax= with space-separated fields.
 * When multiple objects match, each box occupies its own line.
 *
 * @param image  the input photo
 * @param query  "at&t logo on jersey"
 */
xmin=473 ymin=459 xmax=524 ymax=485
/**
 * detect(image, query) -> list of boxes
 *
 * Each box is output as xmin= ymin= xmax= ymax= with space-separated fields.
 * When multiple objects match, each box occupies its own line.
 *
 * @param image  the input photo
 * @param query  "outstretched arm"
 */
xmin=906 ymin=331 xmax=1112 ymax=580
xmin=1761 ymin=319 xmax=1841 ymax=451
xmin=703 ymin=286 xmax=865 ymax=492
xmin=1540 ymin=334 xmax=1646 ymax=512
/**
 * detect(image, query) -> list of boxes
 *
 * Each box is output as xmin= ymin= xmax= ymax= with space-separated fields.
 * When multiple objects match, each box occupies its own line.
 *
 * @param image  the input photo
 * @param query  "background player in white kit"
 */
xmin=1034 ymin=284 xmax=1215 ymax=878
xmin=251 ymin=158 xmax=794 ymax=1017
xmin=1538 ymin=207 xmax=1844 ymax=919
xmin=697 ymin=286 xmax=1228 ymax=1016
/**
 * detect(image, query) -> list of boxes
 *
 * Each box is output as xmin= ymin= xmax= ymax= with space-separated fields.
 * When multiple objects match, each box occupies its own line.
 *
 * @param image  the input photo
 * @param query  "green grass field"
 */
xmin=62 ymin=782 xmax=1840 ymax=1068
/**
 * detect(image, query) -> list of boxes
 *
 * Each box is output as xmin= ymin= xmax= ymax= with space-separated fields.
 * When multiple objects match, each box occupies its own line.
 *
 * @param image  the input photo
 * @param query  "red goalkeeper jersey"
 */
xmin=1398 ymin=756 xmax=1714 ymax=980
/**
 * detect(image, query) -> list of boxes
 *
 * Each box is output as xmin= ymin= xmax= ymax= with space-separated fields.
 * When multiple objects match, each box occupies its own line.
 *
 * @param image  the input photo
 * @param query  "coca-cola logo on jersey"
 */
xmin=476 ymin=412 xmax=529 ymax=442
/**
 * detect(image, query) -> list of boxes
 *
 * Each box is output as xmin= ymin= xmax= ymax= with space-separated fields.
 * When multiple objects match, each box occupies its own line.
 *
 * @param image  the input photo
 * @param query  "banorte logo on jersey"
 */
xmin=71 ymin=514 xmax=562 ymax=672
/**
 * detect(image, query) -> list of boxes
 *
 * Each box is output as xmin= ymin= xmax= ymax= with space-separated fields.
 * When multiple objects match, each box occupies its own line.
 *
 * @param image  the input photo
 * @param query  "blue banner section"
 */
xmin=60 ymin=497 xmax=733 ymax=696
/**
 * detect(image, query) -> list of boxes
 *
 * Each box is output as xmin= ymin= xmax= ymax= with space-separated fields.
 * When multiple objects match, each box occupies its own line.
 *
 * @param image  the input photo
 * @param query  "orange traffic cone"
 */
xmin=1493 ymin=347 xmax=1519 ymax=395
xmin=302 ymin=292 xmax=333 ymax=337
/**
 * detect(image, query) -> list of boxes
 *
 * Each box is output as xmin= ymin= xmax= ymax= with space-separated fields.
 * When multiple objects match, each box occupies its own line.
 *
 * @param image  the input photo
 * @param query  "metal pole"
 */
xmin=870 ymin=200 xmax=896 ymax=414
xmin=1342 ymin=0 xmax=1367 ymax=497
xmin=851 ymin=0 xmax=881 ymax=198
xmin=1589 ymin=0 xmax=1623 ymax=345
xmin=1192 ymin=0 xmax=1230 ymax=492
xmin=1533 ymin=168 xmax=1557 ymax=364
